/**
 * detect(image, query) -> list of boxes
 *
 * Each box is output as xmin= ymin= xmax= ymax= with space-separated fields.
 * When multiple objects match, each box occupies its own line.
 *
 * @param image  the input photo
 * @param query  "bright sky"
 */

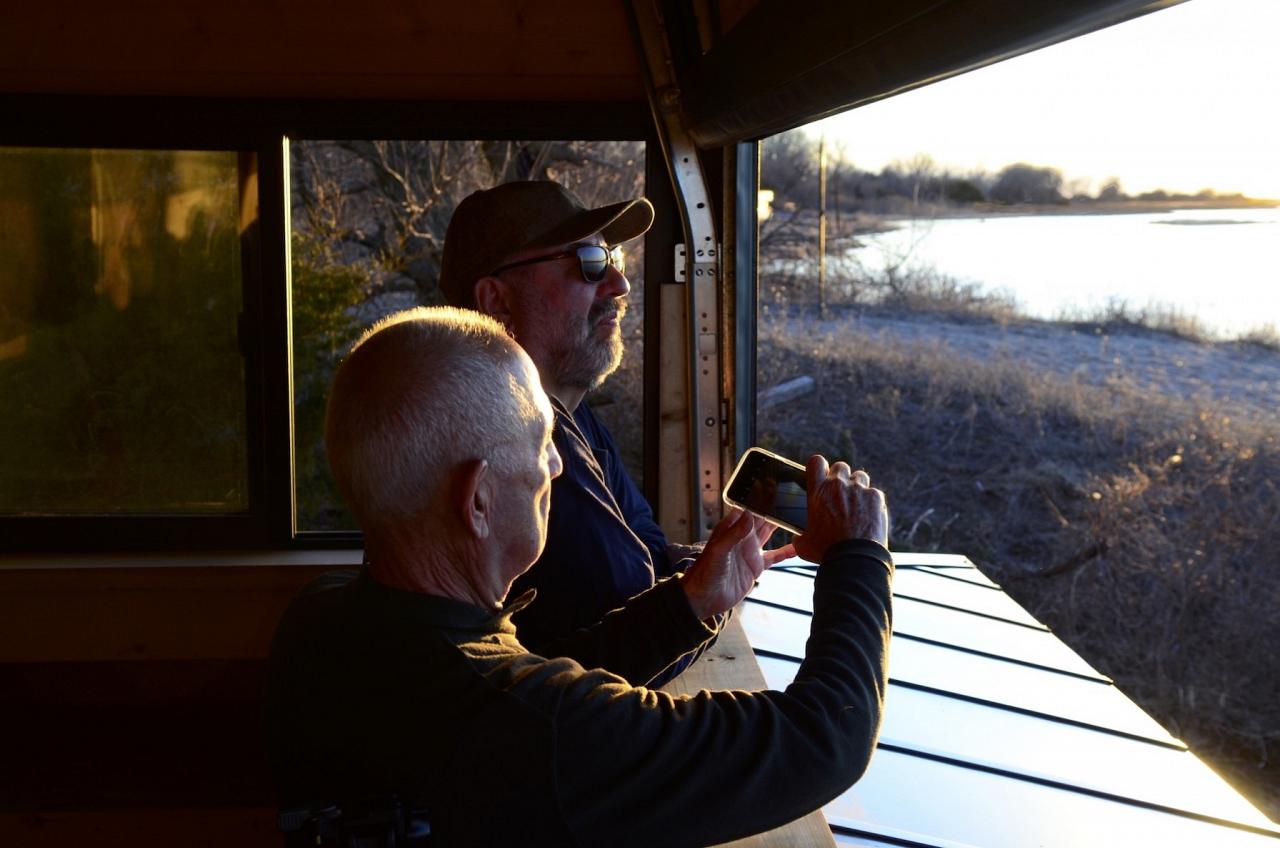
xmin=812 ymin=0 xmax=1280 ymax=199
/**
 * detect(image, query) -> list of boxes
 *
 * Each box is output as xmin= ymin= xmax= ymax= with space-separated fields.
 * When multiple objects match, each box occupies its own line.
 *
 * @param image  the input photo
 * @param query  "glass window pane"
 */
xmin=0 ymin=148 xmax=250 ymax=514
xmin=290 ymin=140 xmax=646 ymax=532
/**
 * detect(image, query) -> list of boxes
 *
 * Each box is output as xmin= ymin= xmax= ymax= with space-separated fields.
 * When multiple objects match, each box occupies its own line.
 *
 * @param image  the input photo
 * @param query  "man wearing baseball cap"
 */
xmin=439 ymin=181 xmax=699 ymax=666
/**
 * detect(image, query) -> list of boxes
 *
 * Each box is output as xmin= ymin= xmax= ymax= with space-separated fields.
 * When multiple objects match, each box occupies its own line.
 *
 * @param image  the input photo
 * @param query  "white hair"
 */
xmin=324 ymin=306 xmax=542 ymax=533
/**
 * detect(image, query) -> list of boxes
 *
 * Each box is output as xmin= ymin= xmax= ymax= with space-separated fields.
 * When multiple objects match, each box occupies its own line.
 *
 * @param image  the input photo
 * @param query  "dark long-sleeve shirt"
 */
xmin=266 ymin=538 xmax=893 ymax=847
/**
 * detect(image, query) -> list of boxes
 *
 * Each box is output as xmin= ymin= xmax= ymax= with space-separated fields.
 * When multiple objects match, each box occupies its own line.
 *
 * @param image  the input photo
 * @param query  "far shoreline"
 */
xmin=881 ymin=197 xmax=1279 ymax=222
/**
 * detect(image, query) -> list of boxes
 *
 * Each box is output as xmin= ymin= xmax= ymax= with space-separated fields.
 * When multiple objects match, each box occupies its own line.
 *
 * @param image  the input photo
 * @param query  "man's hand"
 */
xmin=793 ymin=455 xmax=889 ymax=563
xmin=679 ymin=509 xmax=795 ymax=621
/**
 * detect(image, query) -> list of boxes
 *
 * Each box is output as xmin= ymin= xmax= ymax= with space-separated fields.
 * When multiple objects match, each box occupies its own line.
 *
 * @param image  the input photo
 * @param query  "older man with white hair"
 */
xmin=267 ymin=306 xmax=894 ymax=847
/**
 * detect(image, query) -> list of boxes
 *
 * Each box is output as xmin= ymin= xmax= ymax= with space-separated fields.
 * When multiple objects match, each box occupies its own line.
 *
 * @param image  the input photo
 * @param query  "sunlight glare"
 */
xmin=817 ymin=0 xmax=1280 ymax=199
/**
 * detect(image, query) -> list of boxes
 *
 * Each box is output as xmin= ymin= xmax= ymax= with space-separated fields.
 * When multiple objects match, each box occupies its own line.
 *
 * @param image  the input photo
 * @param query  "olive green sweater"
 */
xmin=266 ymin=539 xmax=893 ymax=847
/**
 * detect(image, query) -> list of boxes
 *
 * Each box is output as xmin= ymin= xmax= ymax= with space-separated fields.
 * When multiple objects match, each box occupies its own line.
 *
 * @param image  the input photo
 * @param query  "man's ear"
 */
xmin=458 ymin=458 xmax=492 ymax=539
xmin=473 ymin=277 xmax=514 ymax=328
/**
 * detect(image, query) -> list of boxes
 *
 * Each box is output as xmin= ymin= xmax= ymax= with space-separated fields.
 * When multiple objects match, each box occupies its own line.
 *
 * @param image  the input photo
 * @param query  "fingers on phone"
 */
xmin=764 ymin=543 xmax=796 ymax=566
xmin=710 ymin=508 xmax=743 ymax=546
xmin=806 ymin=454 xmax=828 ymax=489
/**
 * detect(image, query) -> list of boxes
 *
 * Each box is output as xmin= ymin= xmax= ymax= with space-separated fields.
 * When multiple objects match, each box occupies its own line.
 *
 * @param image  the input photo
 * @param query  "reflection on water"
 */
xmin=853 ymin=207 xmax=1280 ymax=336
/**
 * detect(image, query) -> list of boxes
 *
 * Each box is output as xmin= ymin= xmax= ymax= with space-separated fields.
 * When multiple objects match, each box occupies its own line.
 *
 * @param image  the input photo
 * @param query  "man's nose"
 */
xmin=596 ymin=265 xmax=630 ymax=299
xmin=548 ymin=442 xmax=564 ymax=480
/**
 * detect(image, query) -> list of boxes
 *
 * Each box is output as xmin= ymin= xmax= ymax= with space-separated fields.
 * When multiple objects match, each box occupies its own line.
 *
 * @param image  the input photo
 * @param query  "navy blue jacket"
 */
xmin=509 ymin=398 xmax=675 ymax=652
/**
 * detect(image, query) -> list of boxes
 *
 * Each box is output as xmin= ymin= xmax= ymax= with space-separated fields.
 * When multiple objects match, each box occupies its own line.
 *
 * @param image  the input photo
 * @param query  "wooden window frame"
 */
xmin=0 ymin=94 xmax=657 ymax=554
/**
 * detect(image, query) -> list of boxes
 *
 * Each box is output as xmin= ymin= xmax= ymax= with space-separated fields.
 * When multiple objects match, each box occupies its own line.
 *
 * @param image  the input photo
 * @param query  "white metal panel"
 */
xmin=888 ymin=569 xmax=1043 ymax=630
xmin=757 ymin=655 xmax=1273 ymax=828
xmin=894 ymin=594 xmax=1099 ymax=678
xmin=741 ymin=601 xmax=1174 ymax=744
xmin=741 ymin=551 xmax=1280 ymax=847
xmin=892 ymin=551 xmax=997 ymax=581
xmin=754 ymin=568 xmax=1102 ymax=679
xmin=767 ymin=565 xmax=1044 ymax=630
xmin=825 ymin=749 xmax=1280 ymax=848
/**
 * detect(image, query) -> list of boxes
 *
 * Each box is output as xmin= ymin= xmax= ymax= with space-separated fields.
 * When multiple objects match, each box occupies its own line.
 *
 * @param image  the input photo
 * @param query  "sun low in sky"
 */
xmin=815 ymin=0 xmax=1280 ymax=200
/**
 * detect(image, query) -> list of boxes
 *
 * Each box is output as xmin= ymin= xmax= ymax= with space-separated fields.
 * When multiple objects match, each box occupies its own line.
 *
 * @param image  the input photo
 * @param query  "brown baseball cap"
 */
xmin=439 ymin=180 xmax=654 ymax=308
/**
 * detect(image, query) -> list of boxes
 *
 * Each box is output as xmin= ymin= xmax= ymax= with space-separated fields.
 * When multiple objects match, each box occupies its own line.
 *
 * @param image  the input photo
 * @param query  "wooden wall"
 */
xmin=0 ymin=1 xmax=645 ymax=101
xmin=0 ymin=556 xmax=357 ymax=847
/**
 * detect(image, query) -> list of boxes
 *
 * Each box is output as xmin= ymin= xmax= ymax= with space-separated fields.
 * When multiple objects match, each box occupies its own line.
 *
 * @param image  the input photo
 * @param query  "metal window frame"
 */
xmin=732 ymin=140 xmax=759 ymax=463
xmin=627 ymin=0 xmax=728 ymax=542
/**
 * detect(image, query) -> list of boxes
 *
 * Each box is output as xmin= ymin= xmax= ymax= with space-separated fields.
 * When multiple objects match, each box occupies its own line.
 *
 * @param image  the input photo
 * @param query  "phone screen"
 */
xmin=723 ymin=448 xmax=808 ymax=534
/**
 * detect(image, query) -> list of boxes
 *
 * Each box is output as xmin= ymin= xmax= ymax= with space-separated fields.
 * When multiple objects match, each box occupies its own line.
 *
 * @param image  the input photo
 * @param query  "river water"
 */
xmin=850 ymin=206 xmax=1280 ymax=337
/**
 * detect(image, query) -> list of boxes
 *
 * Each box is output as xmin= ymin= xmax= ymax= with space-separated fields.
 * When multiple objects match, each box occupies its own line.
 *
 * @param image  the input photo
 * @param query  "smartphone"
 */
xmin=723 ymin=447 xmax=808 ymax=534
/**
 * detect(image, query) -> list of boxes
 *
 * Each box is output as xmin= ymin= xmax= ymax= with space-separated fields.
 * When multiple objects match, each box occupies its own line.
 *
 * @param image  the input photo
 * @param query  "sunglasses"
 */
xmin=489 ymin=244 xmax=626 ymax=284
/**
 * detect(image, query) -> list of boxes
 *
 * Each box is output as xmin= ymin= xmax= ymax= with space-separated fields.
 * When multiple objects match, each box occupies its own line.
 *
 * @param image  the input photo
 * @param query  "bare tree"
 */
xmin=990 ymin=163 xmax=1066 ymax=205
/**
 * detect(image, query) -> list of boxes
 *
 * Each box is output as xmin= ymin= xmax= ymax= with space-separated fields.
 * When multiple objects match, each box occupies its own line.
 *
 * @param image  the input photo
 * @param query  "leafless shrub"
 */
xmin=1237 ymin=323 xmax=1280 ymax=352
xmin=760 ymin=217 xmax=1020 ymax=325
xmin=1057 ymin=296 xmax=1214 ymax=343
xmin=869 ymin=267 xmax=1021 ymax=325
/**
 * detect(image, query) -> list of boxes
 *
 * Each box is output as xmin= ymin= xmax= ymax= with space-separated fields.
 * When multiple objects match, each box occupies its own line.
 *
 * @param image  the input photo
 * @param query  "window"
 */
xmin=755 ymin=0 xmax=1278 ymax=820
xmin=0 ymin=99 xmax=652 ymax=549
xmin=0 ymin=148 xmax=252 ymax=515
xmin=289 ymin=139 xmax=647 ymax=532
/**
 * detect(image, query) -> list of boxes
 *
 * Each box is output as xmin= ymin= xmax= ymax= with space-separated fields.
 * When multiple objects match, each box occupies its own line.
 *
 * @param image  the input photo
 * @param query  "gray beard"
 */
xmin=550 ymin=300 xmax=626 ymax=391
xmin=550 ymin=325 xmax=624 ymax=391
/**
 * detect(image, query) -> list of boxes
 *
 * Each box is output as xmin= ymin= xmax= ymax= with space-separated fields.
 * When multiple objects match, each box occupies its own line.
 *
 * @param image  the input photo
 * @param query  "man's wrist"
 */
xmin=822 ymin=538 xmax=893 ymax=571
xmin=677 ymin=572 xmax=712 ymax=621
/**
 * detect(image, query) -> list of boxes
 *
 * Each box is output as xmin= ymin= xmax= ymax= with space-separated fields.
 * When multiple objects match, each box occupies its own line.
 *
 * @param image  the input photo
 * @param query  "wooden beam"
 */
xmin=0 ymin=0 xmax=645 ymax=101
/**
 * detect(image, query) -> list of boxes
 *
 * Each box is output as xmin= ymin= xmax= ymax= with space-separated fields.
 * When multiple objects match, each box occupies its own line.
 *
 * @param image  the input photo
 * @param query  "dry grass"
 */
xmin=1057 ymin=298 xmax=1215 ymax=344
xmin=1238 ymin=324 xmax=1280 ymax=353
xmin=757 ymin=316 xmax=1280 ymax=819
